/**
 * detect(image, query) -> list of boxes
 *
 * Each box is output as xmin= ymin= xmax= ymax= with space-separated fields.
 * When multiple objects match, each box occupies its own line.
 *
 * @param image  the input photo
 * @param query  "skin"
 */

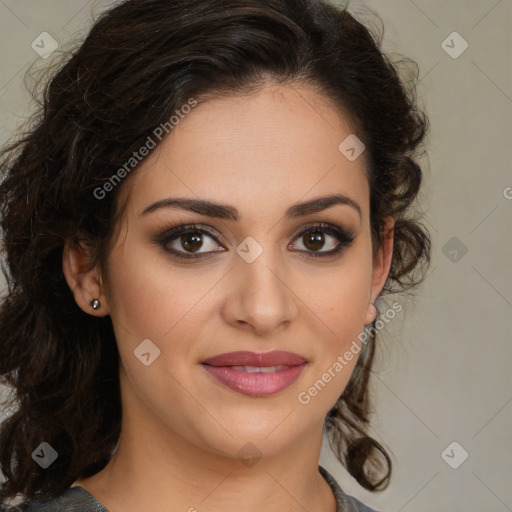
xmin=63 ymin=82 xmax=394 ymax=512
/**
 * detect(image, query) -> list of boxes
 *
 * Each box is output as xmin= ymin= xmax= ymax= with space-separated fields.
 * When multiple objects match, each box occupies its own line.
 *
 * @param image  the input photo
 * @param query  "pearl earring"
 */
xmin=90 ymin=298 xmax=101 ymax=310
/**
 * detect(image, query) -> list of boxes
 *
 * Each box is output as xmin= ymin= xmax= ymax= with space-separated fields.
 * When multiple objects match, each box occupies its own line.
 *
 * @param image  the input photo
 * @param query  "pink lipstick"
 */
xmin=202 ymin=351 xmax=307 ymax=397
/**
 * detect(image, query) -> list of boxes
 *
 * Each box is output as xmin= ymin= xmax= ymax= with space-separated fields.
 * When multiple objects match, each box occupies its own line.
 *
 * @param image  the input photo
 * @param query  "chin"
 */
xmin=186 ymin=403 xmax=319 ymax=460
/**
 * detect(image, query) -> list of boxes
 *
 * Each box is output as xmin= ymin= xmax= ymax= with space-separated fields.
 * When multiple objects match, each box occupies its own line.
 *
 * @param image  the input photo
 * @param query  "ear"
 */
xmin=62 ymin=237 xmax=110 ymax=317
xmin=364 ymin=217 xmax=395 ymax=325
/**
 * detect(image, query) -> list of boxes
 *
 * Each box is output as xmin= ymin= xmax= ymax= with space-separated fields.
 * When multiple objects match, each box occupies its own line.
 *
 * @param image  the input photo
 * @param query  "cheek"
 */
xmin=105 ymin=239 xmax=213 ymax=421
xmin=104 ymin=231 xmax=228 ymax=410
xmin=304 ymin=246 xmax=373 ymax=344
xmin=298 ymin=248 xmax=372 ymax=399
xmin=105 ymin=233 xmax=216 ymax=340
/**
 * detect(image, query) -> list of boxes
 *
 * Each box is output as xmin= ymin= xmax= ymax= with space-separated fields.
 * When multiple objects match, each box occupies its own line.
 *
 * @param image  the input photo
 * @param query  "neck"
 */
xmin=74 ymin=369 xmax=337 ymax=512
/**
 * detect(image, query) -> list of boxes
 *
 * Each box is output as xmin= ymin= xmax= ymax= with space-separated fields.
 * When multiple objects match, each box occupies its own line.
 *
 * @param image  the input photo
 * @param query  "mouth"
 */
xmin=201 ymin=351 xmax=308 ymax=397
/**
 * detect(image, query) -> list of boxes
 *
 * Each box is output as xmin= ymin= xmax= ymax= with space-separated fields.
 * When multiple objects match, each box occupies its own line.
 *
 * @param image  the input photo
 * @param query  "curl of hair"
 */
xmin=0 ymin=0 xmax=430 ymax=503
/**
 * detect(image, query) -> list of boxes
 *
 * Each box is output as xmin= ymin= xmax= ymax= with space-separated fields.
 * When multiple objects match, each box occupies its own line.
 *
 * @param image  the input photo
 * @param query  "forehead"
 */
xmin=120 ymin=83 xmax=370 ymax=222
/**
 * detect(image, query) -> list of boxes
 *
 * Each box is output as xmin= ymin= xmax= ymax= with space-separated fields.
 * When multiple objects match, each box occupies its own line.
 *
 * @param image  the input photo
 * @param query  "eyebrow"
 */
xmin=140 ymin=193 xmax=362 ymax=221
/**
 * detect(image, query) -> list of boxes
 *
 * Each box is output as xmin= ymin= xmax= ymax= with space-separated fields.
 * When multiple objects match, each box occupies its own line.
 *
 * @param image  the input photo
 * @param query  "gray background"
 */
xmin=0 ymin=1 xmax=511 ymax=511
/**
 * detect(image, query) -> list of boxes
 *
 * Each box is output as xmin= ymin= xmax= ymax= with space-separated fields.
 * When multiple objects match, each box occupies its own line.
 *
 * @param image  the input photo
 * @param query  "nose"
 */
xmin=221 ymin=250 xmax=296 ymax=337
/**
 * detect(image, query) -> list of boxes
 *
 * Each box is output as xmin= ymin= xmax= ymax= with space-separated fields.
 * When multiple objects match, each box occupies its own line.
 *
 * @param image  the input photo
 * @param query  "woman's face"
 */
xmin=98 ymin=83 xmax=393 ymax=459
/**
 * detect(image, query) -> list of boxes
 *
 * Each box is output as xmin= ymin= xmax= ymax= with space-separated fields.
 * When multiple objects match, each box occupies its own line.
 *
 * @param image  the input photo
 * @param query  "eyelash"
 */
xmin=154 ymin=222 xmax=355 ymax=261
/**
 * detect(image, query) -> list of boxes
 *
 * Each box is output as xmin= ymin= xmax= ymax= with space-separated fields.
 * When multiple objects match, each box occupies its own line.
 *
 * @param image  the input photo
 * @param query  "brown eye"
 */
xmin=290 ymin=223 xmax=355 ymax=259
xmin=155 ymin=224 xmax=226 ymax=260
xmin=180 ymin=232 xmax=203 ymax=252
xmin=303 ymin=231 xmax=326 ymax=251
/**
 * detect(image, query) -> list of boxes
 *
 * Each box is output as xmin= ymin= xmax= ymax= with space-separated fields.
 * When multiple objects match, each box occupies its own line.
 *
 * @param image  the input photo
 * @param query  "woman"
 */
xmin=0 ymin=0 xmax=431 ymax=510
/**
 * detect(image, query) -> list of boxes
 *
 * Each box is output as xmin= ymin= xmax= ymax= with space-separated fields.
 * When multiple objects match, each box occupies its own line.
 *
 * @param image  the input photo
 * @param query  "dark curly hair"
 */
xmin=0 ymin=0 xmax=431 ymax=504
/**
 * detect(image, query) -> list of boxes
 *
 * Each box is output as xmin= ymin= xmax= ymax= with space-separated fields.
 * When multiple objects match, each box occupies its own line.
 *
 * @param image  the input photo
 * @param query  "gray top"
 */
xmin=15 ymin=466 xmax=379 ymax=511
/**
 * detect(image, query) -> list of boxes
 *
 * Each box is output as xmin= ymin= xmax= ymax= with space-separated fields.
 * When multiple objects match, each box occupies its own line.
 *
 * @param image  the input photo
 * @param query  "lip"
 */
xmin=201 ymin=351 xmax=308 ymax=397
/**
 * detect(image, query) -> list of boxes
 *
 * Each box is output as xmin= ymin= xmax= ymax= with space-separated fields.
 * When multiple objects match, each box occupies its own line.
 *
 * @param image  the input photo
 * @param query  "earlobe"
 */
xmin=364 ymin=302 xmax=378 ymax=325
xmin=62 ymin=237 xmax=109 ymax=316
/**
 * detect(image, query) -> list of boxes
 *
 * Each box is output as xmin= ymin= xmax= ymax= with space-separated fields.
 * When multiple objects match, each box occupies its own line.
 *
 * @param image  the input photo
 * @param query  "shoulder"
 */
xmin=12 ymin=486 xmax=108 ymax=512
xmin=319 ymin=465 xmax=382 ymax=512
